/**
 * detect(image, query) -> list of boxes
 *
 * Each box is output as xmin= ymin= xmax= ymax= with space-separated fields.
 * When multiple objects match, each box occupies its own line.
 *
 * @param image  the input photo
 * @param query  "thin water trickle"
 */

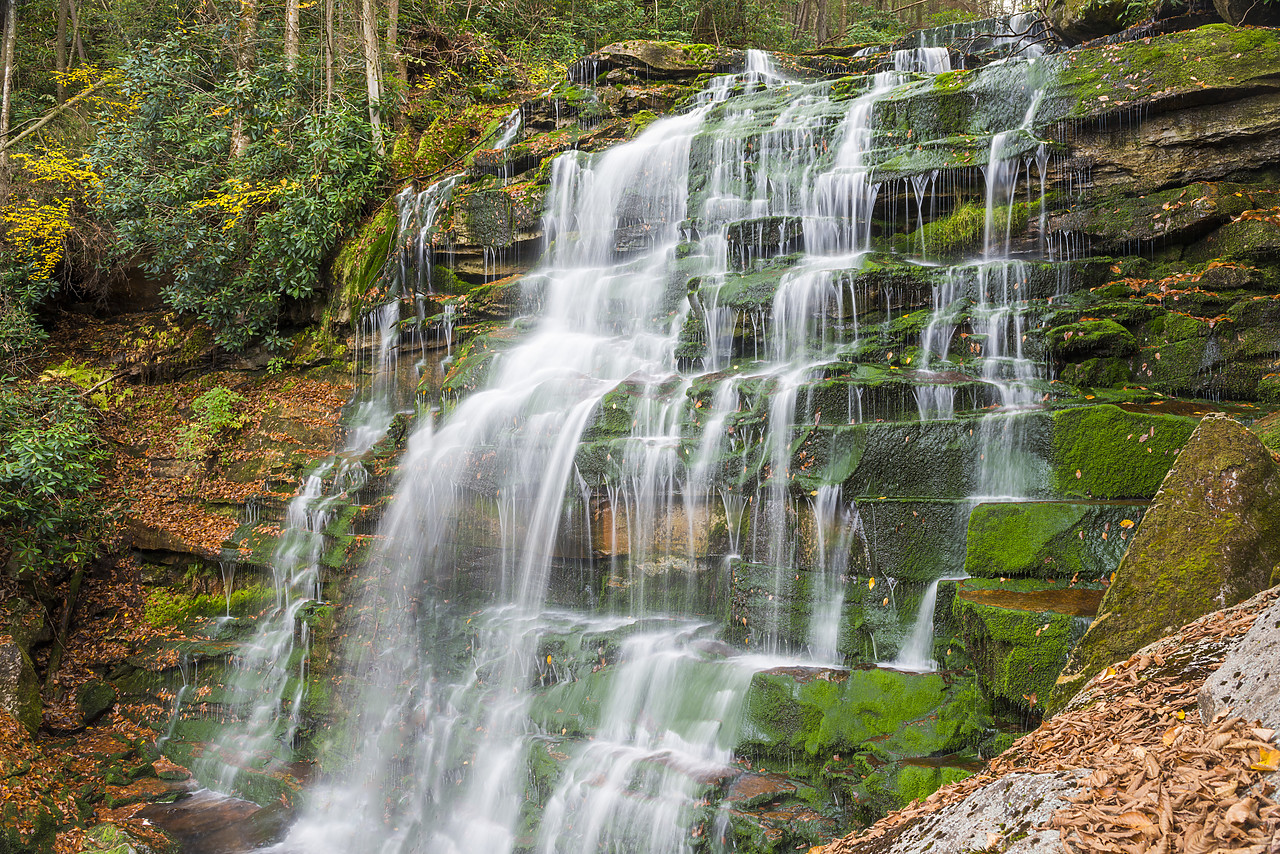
xmin=886 ymin=576 xmax=968 ymax=672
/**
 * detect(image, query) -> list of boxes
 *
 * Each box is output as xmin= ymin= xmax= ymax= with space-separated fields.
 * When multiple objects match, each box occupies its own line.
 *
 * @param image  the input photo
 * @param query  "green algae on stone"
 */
xmin=1049 ymin=404 xmax=1196 ymax=499
xmin=1048 ymin=414 xmax=1280 ymax=713
xmin=965 ymin=501 xmax=1143 ymax=581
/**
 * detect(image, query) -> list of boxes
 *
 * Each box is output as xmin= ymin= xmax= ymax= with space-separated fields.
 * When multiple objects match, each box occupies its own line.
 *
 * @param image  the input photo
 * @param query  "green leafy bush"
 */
xmin=178 ymin=386 xmax=247 ymax=459
xmin=0 ymin=382 xmax=107 ymax=580
xmin=92 ymin=34 xmax=384 ymax=351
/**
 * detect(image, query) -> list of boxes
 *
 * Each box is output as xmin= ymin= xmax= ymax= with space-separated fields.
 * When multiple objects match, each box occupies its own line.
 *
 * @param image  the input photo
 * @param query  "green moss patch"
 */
xmin=965 ymin=500 xmax=1143 ymax=580
xmin=1049 ymin=404 xmax=1196 ymax=498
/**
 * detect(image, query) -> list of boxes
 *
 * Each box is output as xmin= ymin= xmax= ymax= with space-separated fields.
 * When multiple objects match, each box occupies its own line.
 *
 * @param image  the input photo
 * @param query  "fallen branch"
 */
xmin=0 ymin=80 xmax=100 ymax=153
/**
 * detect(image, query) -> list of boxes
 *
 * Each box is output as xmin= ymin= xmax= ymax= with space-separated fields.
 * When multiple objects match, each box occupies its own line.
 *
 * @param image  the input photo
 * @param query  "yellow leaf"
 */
xmin=1251 ymin=746 xmax=1280 ymax=772
xmin=868 ymin=577 xmax=876 ymax=590
xmin=1120 ymin=519 xmax=1135 ymax=528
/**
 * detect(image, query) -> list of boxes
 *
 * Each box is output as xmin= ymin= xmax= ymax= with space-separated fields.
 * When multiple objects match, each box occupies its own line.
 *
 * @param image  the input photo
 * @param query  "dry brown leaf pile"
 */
xmin=824 ymin=587 xmax=1280 ymax=854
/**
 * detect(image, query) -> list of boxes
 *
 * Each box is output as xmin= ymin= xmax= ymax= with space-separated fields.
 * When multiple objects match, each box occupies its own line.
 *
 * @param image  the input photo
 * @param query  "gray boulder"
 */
xmin=1199 ymin=595 xmax=1280 ymax=728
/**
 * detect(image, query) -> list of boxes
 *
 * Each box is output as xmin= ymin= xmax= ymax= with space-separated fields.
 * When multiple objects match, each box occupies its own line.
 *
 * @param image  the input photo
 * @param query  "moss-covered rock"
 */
xmin=738 ymin=666 xmax=990 ymax=761
xmin=1048 ymin=404 xmax=1196 ymax=499
xmin=329 ymin=198 xmax=399 ymax=326
xmin=964 ymin=501 xmax=1144 ymax=580
xmin=953 ymin=579 xmax=1096 ymax=715
xmin=77 ymin=679 xmax=118 ymax=725
xmin=1049 ymin=319 xmax=1137 ymax=360
xmin=1049 ymin=414 xmax=1280 ymax=712
xmin=0 ymin=641 xmax=41 ymax=733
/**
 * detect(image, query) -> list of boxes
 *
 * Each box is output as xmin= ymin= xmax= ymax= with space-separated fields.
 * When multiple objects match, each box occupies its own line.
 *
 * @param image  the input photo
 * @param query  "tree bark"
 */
xmin=285 ymin=0 xmax=300 ymax=72
xmin=361 ymin=0 xmax=383 ymax=154
xmin=324 ymin=0 xmax=336 ymax=104
xmin=0 ymin=0 xmax=17 ymax=170
xmin=230 ymin=0 xmax=257 ymax=158
xmin=56 ymin=0 xmax=67 ymax=104
xmin=387 ymin=0 xmax=406 ymax=83
xmin=67 ymin=0 xmax=85 ymax=62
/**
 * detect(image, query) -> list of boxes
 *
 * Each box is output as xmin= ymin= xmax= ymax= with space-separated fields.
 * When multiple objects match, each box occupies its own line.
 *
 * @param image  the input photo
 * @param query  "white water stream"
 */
xmin=219 ymin=31 xmax=1066 ymax=854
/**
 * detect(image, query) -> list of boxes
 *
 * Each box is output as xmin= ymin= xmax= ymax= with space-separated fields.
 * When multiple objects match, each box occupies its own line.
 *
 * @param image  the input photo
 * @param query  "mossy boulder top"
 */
xmin=578 ymin=41 xmax=740 ymax=79
xmin=1049 ymin=414 xmax=1280 ymax=713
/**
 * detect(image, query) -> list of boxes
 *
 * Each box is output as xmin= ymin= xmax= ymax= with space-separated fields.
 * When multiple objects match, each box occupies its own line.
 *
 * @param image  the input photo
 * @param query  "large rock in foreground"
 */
xmin=1199 ymin=594 xmax=1280 ymax=728
xmin=0 ymin=640 xmax=41 ymax=733
xmin=1048 ymin=414 xmax=1280 ymax=713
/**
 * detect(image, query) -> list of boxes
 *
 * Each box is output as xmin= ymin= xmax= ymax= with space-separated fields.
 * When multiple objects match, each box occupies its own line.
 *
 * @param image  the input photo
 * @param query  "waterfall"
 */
xmin=887 ymin=576 xmax=966 ymax=672
xmin=253 ymin=29 xmax=1061 ymax=854
xmin=194 ymin=298 xmax=404 ymax=796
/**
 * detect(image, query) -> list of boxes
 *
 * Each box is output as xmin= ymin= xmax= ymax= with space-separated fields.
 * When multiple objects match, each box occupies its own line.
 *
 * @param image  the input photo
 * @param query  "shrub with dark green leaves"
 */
xmin=0 ymin=383 xmax=107 ymax=580
xmin=92 ymin=32 xmax=384 ymax=351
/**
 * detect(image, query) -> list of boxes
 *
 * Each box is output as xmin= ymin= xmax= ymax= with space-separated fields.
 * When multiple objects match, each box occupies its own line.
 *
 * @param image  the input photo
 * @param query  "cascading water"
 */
xmin=249 ymin=25 xmax=1071 ymax=854
xmin=886 ymin=575 xmax=967 ymax=672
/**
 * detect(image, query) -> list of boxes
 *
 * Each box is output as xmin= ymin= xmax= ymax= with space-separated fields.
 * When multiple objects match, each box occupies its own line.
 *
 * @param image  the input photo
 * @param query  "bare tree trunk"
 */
xmin=387 ymin=0 xmax=406 ymax=83
xmin=56 ymin=0 xmax=67 ymax=104
xmin=814 ymin=0 xmax=828 ymax=45
xmin=837 ymin=0 xmax=847 ymax=41
xmin=0 ymin=0 xmax=16 ymax=170
xmin=230 ymin=0 xmax=257 ymax=158
xmin=67 ymin=0 xmax=85 ymax=62
xmin=324 ymin=0 xmax=336 ymax=104
xmin=360 ymin=0 xmax=383 ymax=154
xmin=285 ymin=0 xmax=300 ymax=72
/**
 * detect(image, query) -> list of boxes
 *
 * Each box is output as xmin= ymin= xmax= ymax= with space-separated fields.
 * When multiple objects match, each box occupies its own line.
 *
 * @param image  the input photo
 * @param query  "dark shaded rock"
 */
xmin=77 ymin=679 xmax=118 ymax=725
xmin=1048 ymin=0 xmax=1130 ymax=45
xmin=1198 ymin=596 xmax=1280 ymax=728
xmin=1211 ymin=0 xmax=1280 ymax=25
xmin=0 ymin=640 xmax=41 ymax=733
xmin=1049 ymin=414 xmax=1280 ymax=712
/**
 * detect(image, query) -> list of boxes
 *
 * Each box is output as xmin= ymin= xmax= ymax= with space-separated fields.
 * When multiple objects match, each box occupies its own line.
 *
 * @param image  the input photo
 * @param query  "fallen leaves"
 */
xmin=822 ymin=586 xmax=1280 ymax=854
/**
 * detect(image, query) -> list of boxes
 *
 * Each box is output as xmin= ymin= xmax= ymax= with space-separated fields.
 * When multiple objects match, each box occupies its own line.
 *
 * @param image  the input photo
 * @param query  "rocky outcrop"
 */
xmin=1049 ymin=414 xmax=1280 ymax=713
xmin=1199 ymin=595 xmax=1280 ymax=728
xmin=1054 ymin=26 xmax=1280 ymax=195
xmin=0 ymin=640 xmax=41 ymax=733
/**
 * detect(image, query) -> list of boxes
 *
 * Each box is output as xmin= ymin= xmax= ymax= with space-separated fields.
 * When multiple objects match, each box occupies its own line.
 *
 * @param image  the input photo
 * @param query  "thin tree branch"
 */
xmin=0 ymin=80 xmax=100 ymax=152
